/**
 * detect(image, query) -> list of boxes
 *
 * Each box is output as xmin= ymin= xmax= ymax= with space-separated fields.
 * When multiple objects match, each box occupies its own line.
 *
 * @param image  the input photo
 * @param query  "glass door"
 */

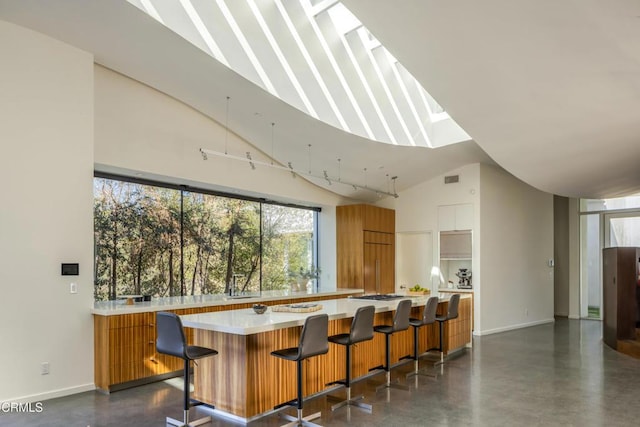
xmin=580 ymin=214 xmax=602 ymax=319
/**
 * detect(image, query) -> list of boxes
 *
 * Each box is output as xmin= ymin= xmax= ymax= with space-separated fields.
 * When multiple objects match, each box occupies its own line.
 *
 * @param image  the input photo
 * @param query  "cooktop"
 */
xmin=350 ymin=294 xmax=404 ymax=301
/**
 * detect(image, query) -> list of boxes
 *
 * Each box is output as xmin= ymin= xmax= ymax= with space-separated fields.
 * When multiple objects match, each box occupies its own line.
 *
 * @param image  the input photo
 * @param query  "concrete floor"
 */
xmin=2 ymin=318 xmax=640 ymax=427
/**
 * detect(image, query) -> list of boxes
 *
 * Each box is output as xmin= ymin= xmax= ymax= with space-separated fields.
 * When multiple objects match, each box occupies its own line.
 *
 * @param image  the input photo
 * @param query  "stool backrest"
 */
xmin=447 ymin=294 xmax=460 ymax=320
xmin=422 ymin=296 xmax=439 ymax=325
xmin=156 ymin=311 xmax=186 ymax=358
xmin=350 ymin=305 xmax=375 ymax=344
xmin=299 ymin=314 xmax=329 ymax=359
xmin=392 ymin=299 xmax=412 ymax=332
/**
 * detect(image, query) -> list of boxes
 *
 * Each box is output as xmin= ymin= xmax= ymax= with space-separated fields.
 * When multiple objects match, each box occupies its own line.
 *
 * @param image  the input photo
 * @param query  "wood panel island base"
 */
xmin=92 ymin=290 xmax=359 ymax=392
xmin=182 ymin=296 xmax=471 ymax=421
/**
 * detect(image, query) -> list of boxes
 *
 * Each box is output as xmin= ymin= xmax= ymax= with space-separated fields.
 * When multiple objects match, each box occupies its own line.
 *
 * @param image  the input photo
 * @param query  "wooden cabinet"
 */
xmin=93 ymin=295 xmax=351 ymax=392
xmin=95 ymin=313 xmax=155 ymax=390
xmin=603 ymin=247 xmax=640 ymax=350
xmin=337 ymin=204 xmax=395 ymax=293
xmin=364 ymin=241 xmax=394 ymax=294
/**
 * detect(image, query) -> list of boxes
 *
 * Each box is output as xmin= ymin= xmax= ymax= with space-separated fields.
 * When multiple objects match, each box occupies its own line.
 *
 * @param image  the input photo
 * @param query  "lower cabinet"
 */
xmin=94 ymin=295 xmax=348 ymax=392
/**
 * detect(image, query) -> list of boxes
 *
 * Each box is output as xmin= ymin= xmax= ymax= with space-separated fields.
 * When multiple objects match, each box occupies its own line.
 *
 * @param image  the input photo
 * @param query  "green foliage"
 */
xmin=93 ymin=178 xmax=316 ymax=300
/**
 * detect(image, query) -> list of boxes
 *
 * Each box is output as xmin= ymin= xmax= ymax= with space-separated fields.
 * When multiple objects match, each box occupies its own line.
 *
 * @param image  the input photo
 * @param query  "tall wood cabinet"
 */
xmin=337 ymin=204 xmax=395 ymax=293
xmin=603 ymin=247 xmax=640 ymax=349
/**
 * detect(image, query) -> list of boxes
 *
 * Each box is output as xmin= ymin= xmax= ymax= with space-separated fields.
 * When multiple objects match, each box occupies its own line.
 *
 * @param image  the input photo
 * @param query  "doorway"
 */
xmin=580 ymin=210 xmax=640 ymax=319
xmin=396 ymin=232 xmax=434 ymax=292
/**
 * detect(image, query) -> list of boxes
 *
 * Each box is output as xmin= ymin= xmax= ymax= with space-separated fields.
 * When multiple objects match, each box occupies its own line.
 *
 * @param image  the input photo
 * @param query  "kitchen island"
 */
xmin=91 ymin=289 xmax=360 ymax=392
xmin=181 ymin=294 xmax=472 ymax=421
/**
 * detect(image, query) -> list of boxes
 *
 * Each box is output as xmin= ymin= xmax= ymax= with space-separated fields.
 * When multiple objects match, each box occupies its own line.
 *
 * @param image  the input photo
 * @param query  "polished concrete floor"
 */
xmin=2 ymin=318 xmax=640 ymax=427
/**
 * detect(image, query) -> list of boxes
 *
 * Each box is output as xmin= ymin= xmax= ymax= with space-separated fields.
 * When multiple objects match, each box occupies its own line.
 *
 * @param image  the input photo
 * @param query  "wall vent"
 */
xmin=444 ymin=175 xmax=460 ymax=184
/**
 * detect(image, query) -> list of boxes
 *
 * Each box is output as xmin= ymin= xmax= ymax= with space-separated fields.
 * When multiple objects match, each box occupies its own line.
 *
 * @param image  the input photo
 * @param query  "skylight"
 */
xmin=128 ymin=0 xmax=470 ymax=148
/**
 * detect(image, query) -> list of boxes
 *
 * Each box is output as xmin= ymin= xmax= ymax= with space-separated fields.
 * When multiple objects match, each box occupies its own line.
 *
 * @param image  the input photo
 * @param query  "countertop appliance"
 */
xmin=456 ymin=268 xmax=472 ymax=289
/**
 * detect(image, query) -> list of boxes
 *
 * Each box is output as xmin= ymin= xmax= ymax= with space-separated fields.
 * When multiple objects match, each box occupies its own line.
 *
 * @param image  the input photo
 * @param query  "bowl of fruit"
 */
xmin=407 ymin=284 xmax=430 ymax=296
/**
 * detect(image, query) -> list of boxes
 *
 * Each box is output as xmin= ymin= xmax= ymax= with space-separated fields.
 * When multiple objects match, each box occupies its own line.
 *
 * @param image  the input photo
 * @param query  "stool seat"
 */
xmin=373 ymin=325 xmax=395 ymax=334
xmin=271 ymin=347 xmax=303 ymax=360
xmin=408 ymin=317 xmax=422 ymax=327
xmin=327 ymin=333 xmax=351 ymax=346
xmin=186 ymin=346 xmax=218 ymax=360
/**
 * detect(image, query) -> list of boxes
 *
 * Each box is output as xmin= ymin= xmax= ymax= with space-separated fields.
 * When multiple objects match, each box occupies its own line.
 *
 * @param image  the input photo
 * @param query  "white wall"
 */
xmin=0 ymin=21 xmax=94 ymax=402
xmin=478 ymin=164 xmax=554 ymax=335
xmin=93 ymin=66 xmax=349 ymax=290
xmin=385 ymin=163 xmax=480 ymax=325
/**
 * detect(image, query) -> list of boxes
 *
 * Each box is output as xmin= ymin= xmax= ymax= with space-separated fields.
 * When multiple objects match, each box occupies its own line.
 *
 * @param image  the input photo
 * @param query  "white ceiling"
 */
xmin=18 ymin=1 xmax=634 ymax=201
xmin=344 ymin=0 xmax=640 ymax=199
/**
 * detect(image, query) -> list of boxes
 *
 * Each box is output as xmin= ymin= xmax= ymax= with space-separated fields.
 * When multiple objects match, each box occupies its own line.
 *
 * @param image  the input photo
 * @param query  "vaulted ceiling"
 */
xmin=344 ymin=0 xmax=640 ymax=198
xmin=3 ymin=0 xmax=639 ymax=200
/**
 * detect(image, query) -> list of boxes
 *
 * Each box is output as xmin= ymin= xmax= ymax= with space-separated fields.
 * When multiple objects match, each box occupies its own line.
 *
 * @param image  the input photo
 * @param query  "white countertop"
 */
xmin=91 ymin=288 xmax=362 ymax=316
xmin=180 ymin=294 xmax=465 ymax=335
xmin=438 ymin=288 xmax=474 ymax=293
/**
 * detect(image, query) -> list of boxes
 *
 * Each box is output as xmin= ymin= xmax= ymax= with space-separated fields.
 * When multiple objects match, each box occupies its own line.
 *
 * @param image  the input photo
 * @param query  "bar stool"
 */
xmin=406 ymin=296 xmax=439 ymax=379
xmin=435 ymin=294 xmax=460 ymax=365
xmin=371 ymin=299 xmax=412 ymax=391
xmin=271 ymin=314 xmax=329 ymax=427
xmin=326 ymin=305 xmax=376 ymax=412
xmin=156 ymin=311 xmax=218 ymax=427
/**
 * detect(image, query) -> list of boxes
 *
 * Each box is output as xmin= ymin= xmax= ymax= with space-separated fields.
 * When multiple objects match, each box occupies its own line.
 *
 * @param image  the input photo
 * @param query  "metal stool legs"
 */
xmin=327 ymin=344 xmax=372 ymax=412
xmin=277 ymin=360 xmax=322 ymax=427
xmin=165 ymin=359 xmax=212 ymax=427
xmin=374 ymin=333 xmax=409 ymax=392
xmin=405 ymin=326 xmax=437 ymax=380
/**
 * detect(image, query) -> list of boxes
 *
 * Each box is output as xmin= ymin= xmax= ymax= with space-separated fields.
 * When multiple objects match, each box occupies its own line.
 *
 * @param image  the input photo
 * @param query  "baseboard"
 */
xmin=474 ymin=318 xmax=555 ymax=336
xmin=568 ymin=314 xmax=580 ymax=320
xmin=7 ymin=383 xmax=95 ymax=404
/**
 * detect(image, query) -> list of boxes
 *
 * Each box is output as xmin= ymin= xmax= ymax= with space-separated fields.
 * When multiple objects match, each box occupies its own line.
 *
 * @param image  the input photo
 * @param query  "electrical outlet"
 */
xmin=70 ymin=282 xmax=77 ymax=294
xmin=41 ymin=362 xmax=50 ymax=375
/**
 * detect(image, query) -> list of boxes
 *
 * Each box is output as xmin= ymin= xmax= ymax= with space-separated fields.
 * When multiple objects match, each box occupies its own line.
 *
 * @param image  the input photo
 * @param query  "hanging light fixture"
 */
xmin=198 ymin=95 xmax=398 ymax=198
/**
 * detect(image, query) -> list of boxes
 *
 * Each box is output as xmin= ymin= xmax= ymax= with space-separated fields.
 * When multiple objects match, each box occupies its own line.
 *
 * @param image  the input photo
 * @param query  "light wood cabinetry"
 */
xmin=95 ymin=313 xmax=154 ymax=390
xmin=94 ymin=293 xmax=471 ymax=416
xmin=191 ymin=296 xmax=472 ymax=419
xmin=93 ymin=295 xmax=349 ymax=392
xmin=337 ymin=204 xmax=395 ymax=293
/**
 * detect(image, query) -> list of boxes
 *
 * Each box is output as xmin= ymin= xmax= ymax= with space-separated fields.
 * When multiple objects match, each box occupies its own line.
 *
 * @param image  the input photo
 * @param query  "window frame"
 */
xmin=93 ymin=171 xmax=320 ymax=299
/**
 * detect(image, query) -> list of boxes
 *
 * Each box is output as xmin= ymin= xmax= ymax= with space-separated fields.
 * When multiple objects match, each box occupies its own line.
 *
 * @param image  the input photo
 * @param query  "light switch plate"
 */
xmin=70 ymin=282 xmax=77 ymax=294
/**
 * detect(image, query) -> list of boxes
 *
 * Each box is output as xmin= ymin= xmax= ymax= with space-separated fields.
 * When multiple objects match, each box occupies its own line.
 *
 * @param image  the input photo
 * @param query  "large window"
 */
xmin=94 ymin=175 xmax=318 ymax=300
